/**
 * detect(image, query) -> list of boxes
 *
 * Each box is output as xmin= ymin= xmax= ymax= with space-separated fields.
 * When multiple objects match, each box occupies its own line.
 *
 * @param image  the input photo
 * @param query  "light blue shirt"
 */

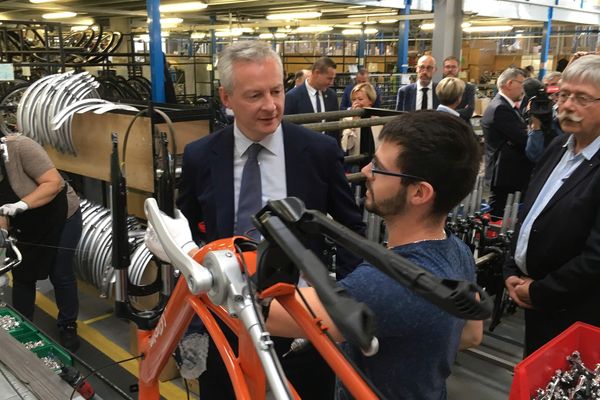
xmin=233 ymin=123 xmax=287 ymax=231
xmin=436 ymin=104 xmax=459 ymax=117
xmin=515 ymin=134 xmax=600 ymax=273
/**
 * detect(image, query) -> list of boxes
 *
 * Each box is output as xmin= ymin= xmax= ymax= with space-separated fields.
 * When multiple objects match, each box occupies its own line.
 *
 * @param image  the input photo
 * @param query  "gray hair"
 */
xmin=436 ymin=77 xmax=465 ymax=106
xmin=497 ymin=67 xmax=526 ymax=88
xmin=218 ymin=41 xmax=283 ymax=93
xmin=543 ymin=71 xmax=561 ymax=84
xmin=561 ymin=54 xmax=600 ymax=89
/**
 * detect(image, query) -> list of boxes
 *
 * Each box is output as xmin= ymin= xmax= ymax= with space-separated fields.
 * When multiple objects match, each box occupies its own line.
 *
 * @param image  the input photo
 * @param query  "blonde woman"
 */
xmin=435 ymin=77 xmax=466 ymax=117
xmin=341 ymin=82 xmax=383 ymax=167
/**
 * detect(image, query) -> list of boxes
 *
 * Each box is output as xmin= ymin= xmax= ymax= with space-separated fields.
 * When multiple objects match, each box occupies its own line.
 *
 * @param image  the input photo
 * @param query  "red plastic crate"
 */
xmin=509 ymin=322 xmax=600 ymax=400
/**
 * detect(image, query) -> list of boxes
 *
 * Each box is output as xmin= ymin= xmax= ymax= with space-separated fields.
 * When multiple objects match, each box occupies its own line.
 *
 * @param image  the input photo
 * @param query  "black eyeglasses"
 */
xmin=369 ymin=159 xmax=427 ymax=182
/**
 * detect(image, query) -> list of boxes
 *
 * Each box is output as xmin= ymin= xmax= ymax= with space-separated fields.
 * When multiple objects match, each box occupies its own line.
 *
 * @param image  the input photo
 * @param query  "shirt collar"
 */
xmin=436 ymin=104 xmax=459 ymax=116
xmin=305 ymin=79 xmax=318 ymax=96
xmin=499 ymin=91 xmax=518 ymax=108
xmin=563 ymin=133 xmax=600 ymax=161
xmin=233 ymin=122 xmax=283 ymax=157
xmin=416 ymin=80 xmax=433 ymax=90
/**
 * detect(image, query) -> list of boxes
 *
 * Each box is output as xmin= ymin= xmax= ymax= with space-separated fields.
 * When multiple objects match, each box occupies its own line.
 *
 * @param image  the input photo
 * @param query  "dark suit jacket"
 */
xmin=481 ymin=93 xmax=533 ymax=190
xmin=503 ymin=134 xmax=600 ymax=350
xmin=177 ymin=121 xmax=365 ymax=277
xmin=395 ymin=82 xmax=439 ymax=111
xmin=284 ymin=82 xmax=338 ymax=115
xmin=456 ymin=82 xmax=476 ymax=122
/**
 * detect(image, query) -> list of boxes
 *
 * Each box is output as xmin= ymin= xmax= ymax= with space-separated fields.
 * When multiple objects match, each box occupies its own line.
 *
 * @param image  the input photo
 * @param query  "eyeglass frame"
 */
xmin=368 ymin=159 xmax=428 ymax=182
xmin=417 ymin=65 xmax=435 ymax=72
xmin=556 ymin=90 xmax=600 ymax=108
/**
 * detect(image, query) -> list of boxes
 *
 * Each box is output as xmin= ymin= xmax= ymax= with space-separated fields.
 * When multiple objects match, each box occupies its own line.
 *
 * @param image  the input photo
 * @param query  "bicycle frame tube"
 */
xmin=262 ymin=284 xmax=379 ymax=400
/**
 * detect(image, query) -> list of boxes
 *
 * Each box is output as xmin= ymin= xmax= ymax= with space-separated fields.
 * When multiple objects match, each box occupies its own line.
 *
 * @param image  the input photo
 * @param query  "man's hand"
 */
xmin=0 ymin=201 xmax=28 ymax=216
xmin=144 ymin=209 xmax=197 ymax=263
xmin=505 ymin=275 xmax=531 ymax=309
xmin=514 ymin=277 xmax=534 ymax=309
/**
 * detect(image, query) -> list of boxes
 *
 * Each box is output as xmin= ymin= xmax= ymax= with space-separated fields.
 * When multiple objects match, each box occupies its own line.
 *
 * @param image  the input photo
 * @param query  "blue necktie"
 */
xmin=236 ymin=143 xmax=263 ymax=239
xmin=315 ymin=91 xmax=322 ymax=112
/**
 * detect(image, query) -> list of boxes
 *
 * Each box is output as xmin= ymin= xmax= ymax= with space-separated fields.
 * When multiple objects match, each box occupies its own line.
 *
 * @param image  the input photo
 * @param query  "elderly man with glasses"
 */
xmin=481 ymin=67 xmax=533 ymax=217
xmin=504 ymin=55 xmax=600 ymax=356
xmin=395 ymin=55 xmax=440 ymax=111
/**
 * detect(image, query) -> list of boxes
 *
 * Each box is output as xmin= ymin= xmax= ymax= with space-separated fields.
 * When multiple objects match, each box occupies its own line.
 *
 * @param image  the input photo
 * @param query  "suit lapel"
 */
xmin=211 ymin=127 xmax=235 ymax=237
xmin=541 ymin=150 xmax=600 ymax=213
xmin=282 ymin=123 xmax=309 ymax=199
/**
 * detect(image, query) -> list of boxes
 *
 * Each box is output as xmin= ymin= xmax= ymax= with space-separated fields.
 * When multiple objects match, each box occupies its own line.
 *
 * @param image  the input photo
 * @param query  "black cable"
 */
xmin=183 ymin=375 xmax=191 ymax=400
xmin=69 ymin=354 xmax=144 ymax=399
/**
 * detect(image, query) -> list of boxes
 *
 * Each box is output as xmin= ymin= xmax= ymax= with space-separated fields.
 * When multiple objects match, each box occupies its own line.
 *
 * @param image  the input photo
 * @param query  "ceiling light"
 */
xmin=347 ymin=5 xmax=367 ymax=9
xmin=348 ymin=21 xmax=363 ymax=25
xmin=463 ymin=25 xmax=513 ymax=33
xmin=462 ymin=22 xmax=472 ymax=28
xmin=161 ymin=17 xmax=183 ymax=24
xmin=378 ymin=19 xmax=398 ymax=24
xmin=363 ymin=21 xmax=377 ymax=25
xmin=348 ymin=12 xmax=398 ymax=19
xmin=215 ymin=29 xmax=244 ymax=37
xmin=295 ymin=26 xmax=333 ymax=33
xmin=191 ymin=31 xmax=206 ymax=39
xmin=259 ymin=32 xmax=287 ymax=39
xmin=420 ymin=23 xmax=435 ymax=30
xmin=43 ymin=12 xmax=77 ymax=19
xmin=266 ymin=11 xmax=322 ymax=20
xmin=342 ymin=28 xmax=378 ymax=35
xmin=160 ymin=2 xmax=207 ymax=12
xmin=321 ymin=8 xmax=346 ymax=13
xmin=30 ymin=0 xmax=55 ymax=3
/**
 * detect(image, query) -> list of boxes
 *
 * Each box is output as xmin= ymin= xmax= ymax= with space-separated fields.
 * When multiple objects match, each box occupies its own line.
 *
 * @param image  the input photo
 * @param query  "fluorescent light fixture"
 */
xmin=215 ymin=29 xmax=245 ymax=37
xmin=421 ymin=22 xmax=473 ymax=31
xmin=43 ymin=12 xmax=77 ymax=19
xmin=266 ymin=11 xmax=322 ymax=20
xmin=348 ymin=12 xmax=397 ymax=19
xmin=259 ymin=32 xmax=288 ymax=39
xmin=161 ymin=17 xmax=183 ymax=24
xmin=363 ymin=20 xmax=377 ymax=25
xmin=191 ymin=31 xmax=206 ymax=39
xmin=160 ymin=2 xmax=207 ymax=12
xmin=342 ymin=28 xmax=378 ymax=35
xmin=378 ymin=19 xmax=398 ymax=24
xmin=321 ymin=8 xmax=346 ymax=13
xmin=348 ymin=21 xmax=363 ymax=25
xmin=30 ymin=0 xmax=55 ymax=3
xmin=463 ymin=25 xmax=512 ymax=33
xmin=295 ymin=26 xmax=333 ymax=33
xmin=71 ymin=26 xmax=90 ymax=32
xmin=347 ymin=5 xmax=367 ymax=8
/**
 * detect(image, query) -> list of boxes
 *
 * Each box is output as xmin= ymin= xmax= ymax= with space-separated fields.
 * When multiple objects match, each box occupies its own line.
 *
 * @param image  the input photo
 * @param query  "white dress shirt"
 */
xmin=416 ymin=81 xmax=434 ymax=110
xmin=305 ymin=80 xmax=325 ymax=113
xmin=233 ymin=122 xmax=287 ymax=231
xmin=436 ymin=104 xmax=460 ymax=116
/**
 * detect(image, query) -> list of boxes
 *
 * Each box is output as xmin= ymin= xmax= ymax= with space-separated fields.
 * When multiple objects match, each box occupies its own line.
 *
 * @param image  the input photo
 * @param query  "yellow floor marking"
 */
xmin=35 ymin=291 xmax=187 ymax=399
xmin=81 ymin=312 xmax=114 ymax=325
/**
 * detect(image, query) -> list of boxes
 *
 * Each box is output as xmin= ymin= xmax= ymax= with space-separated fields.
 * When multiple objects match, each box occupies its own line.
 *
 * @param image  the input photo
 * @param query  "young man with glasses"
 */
xmin=481 ymin=67 xmax=533 ymax=217
xmin=269 ymin=111 xmax=482 ymax=399
xmin=396 ymin=55 xmax=440 ymax=111
xmin=504 ymin=54 xmax=600 ymax=356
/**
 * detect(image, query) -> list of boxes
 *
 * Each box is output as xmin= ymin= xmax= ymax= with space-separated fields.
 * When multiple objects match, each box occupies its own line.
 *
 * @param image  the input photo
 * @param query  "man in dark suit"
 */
xmin=442 ymin=55 xmax=476 ymax=122
xmin=285 ymin=56 xmax=339 ymax=115
xmin=481 ymin=67 xmax=533 ymax=217
xmin=396 ymin=55 xmax=440 ymax=111
xmin=503 ymin=55 xmax=600 ymax=355
xmin=178 ymin=41 xmax=364 ymax=400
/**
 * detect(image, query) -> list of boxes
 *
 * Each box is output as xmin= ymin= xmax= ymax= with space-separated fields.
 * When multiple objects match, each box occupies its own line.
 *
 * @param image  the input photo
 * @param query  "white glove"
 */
xmin=0 ymin=201 xmax=28 ymax=216
xmin=144 ymin=209 xmax=197 ymax=263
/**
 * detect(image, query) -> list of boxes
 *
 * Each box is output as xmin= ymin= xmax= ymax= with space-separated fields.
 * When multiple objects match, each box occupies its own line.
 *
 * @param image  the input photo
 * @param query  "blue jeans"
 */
xmin=50 ymin=208 xmax=82 ymax=327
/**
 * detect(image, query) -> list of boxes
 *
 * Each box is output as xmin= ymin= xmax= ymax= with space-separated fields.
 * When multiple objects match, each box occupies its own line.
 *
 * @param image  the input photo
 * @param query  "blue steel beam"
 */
xmin=147 ymin=0 xmax=165 ymax=103
xmin=397 ymin=0 xmax=411 ymax=73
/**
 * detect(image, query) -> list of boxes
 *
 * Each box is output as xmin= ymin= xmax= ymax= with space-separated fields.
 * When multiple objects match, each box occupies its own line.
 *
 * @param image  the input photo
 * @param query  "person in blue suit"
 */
xmin=285 ymin=56 xmax=339 ymax=115
xmin=177 ymin=40 xmax=365 ymax=400
xmin=396 ymin=55 xmax=440 ymax=111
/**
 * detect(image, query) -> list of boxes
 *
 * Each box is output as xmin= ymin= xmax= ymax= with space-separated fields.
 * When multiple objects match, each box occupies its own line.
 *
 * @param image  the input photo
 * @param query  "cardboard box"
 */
xmin=474 ymin=97 xmax=491 ymax=117
xmin=129 ymin=322 xmax=180 ymax=382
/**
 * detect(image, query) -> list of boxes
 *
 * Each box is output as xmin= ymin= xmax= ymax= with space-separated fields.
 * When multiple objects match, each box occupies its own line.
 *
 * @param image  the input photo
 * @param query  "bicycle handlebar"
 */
xmin=255 ymin=197 xmax=493 ymax=321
